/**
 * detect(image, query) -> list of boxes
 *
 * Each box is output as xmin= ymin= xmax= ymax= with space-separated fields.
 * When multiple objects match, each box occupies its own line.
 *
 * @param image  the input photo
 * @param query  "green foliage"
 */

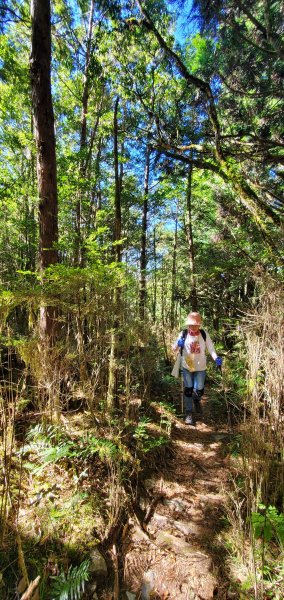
xmin=133 ymin=416 xmax=151 ymax=443
xmin=159 ymin=412 xmax=172 ymax=435
xmin=251 ymin=505 xmax=284 ymax=548
xmin=80 ymin=436 xmax=120 ymax=462
xmin=133 ymin=417 xmax=168 ymax=453
xmin=228 ymin=434 xmax=242 ymax=458
xmin=26 ymin=423 xmax=65 ymax=444
xmin=49 ymin=559 xmax=90 ymax=600
xmin=185 ymin=33 xmax=215 ymax=77
xmin=248 ymin=504 xmax=284 ymax=596
xmin=24 ymin=423 xmax=130 ymax=474
xmin=33 ymin=442 xmax=74 ymax=473
xmin=158 ymin=400 xmax=176 ymax=415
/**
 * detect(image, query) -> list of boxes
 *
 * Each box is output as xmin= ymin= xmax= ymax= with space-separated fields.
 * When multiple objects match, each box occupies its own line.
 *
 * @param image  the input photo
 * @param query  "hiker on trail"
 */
xmin=173 ymin=312 xmax=222 ymax=426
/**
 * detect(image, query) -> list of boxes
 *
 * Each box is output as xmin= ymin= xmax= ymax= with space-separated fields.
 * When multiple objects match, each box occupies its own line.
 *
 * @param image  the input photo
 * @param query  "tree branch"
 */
xmin=133 ymin=3 xmax=224 ymax=161
xmin=152 ymin=146 xmax=228 ymax=178
xmin=130 ymin=2 xmax=282 ymax=238
xmin=0 ymin=5 xmax=30 ymax=25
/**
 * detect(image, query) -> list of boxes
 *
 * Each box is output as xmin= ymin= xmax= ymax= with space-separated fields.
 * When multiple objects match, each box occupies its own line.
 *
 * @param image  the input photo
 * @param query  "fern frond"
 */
xmin=33 ymin=442 xmax=73 ymax=473
xmin=26 ymin=423 xmax=66 ymax=444
xmin=79 ymin=436 xmax=119 ymax=461
xmin=49 ymin=559 xmax=90 ymax=600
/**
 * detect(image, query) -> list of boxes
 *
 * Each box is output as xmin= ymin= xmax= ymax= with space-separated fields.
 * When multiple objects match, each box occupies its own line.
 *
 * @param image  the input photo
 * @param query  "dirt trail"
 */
xmin=122 ymin=397 xmax=231 ymax=599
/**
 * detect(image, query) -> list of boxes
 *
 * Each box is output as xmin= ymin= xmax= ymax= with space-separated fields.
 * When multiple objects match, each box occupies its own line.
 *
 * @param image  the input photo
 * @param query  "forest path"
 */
xmin=121 ymin=396 xmax=232 ymax=600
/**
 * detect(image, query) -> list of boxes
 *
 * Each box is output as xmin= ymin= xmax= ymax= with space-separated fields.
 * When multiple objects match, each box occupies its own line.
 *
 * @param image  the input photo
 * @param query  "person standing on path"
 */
xmin=173 ymin=312 xmax=222 ymax=425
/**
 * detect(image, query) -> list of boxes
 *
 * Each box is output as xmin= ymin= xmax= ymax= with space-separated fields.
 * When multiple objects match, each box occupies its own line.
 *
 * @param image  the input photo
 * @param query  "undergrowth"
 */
xmin=0 ymin=405 xmax=172 ymax=598
xmin=223 ymin=276 xmax=284 ymax=599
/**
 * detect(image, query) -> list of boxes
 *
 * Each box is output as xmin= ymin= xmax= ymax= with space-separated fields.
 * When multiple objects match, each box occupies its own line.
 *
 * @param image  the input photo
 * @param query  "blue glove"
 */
xmin=215 ymin=357 xmax=222 ymax=367
xmin=177 ymin=338 xmax=185 ymax=348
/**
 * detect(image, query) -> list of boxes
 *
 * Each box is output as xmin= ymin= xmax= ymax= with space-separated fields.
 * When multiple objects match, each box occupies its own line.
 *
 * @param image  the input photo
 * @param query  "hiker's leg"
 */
xmin=193 ymin=371 xmax=206 ymax=414
xmin=193 ymin=370 xmax=206 ymax=393
xmin=182 ymin=371 xmax=195 ymax=425
xmin=182 ymin=369 xmax=194 ymax=413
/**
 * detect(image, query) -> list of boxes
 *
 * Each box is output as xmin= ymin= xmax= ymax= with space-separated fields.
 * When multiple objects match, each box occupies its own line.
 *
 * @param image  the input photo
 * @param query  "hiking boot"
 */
xmin=193 ymin=398 xmax=203 ymax=414
xmin=185 ymin=412 xmax=194 ymax=425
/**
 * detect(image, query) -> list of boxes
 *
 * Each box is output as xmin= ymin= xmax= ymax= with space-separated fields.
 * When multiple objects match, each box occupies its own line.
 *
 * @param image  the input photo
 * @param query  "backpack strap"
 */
xmin=179 ymin=329 xmax=188 ymax=356
xmin=183 ymin=328 xmax=206 ymax=341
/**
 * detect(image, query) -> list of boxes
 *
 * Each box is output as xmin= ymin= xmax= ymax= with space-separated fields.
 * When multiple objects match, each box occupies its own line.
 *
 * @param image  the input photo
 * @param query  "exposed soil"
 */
xmin=121 ymin=396 xmax=233 ymax=600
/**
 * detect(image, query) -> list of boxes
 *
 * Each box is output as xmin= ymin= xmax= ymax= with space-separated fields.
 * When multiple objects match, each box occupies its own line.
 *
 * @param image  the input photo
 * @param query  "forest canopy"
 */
xmin=0 ymin=0 xmax=283 ymax=301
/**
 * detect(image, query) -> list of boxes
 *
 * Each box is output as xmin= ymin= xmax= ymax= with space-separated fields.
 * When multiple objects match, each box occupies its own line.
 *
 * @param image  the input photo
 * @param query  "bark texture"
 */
xmin=30 ymin=0 xmax=58 ymax=339
xmin=30 ymin=0 xmax=58 ymax=271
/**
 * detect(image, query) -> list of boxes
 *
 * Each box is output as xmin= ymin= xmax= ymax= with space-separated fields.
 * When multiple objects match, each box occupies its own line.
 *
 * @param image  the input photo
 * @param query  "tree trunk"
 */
xmin=113 ymin=97 xmax=122 ymax=264
xmin=139 ymin=143 xmax=151 ymax=320
xmin=185 ymin=164 xmax=198 ymax=311
xmin=107 ymin=97 xmax=122 ymax=412
xmin=30 ymin=0 xmax=58 ymax=340
xmin=170 ymin=210 xmax=178 ymax=329
xmin=161 ymin=259 xmax=170 ymax=363
xmin=152 ymin=225 xmax=157 ymax=323
xmin=74 ymin=0 xmax=95 ymax=267
xmin=73 ymin=0 xmax=97 ymax=380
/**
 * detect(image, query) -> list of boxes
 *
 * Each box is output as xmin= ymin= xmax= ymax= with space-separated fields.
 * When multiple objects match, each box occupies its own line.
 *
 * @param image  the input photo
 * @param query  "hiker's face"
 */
xmin=188 ymin=324 xmax=199 ymax=333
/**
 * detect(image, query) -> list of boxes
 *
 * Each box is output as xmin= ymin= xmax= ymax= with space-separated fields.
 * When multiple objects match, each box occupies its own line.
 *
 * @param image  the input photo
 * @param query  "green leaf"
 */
xmin=49 ymin=560 xmax=90 ymax=600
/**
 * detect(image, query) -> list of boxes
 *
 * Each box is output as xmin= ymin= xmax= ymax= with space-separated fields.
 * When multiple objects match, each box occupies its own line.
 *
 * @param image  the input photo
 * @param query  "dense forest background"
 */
xmin=0 ymin=0 xmax=283 ymax=598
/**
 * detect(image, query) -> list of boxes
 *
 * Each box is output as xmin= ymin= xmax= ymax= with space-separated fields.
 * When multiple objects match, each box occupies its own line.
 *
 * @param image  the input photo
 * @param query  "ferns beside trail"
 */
xmin=23 ymin=423 xmax=127 ymax=472
xmin=49 ymin=560 xmax=90 ymax=600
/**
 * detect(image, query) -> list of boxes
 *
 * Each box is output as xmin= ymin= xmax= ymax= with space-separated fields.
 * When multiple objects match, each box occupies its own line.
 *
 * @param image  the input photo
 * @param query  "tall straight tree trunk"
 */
xmin=74 ymin=0 xmax=95 ymax=267
xmin=139 ymin=143 xmax=151 ymax=320
xmin=107 ymin=97 xmax=122 ymax=412
xmin=74 ymin=0 xmax=95 ymax=379
xmin=152 ymin=225 xmax=157 ymax=323
xmin=185 ymin=164 xmax=198 ymax=311
xmin=160 ymin=258 xmax=170 ymax=362
xmin=170 ymin=210 xmax=178 ymax=329
xmin=30 ymin=0 xmax=60 ymax=422
xmin=30 ymin=0 xmax=58 ymax=339
xmin=113 ymin=97 xmax=122 ymax=264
